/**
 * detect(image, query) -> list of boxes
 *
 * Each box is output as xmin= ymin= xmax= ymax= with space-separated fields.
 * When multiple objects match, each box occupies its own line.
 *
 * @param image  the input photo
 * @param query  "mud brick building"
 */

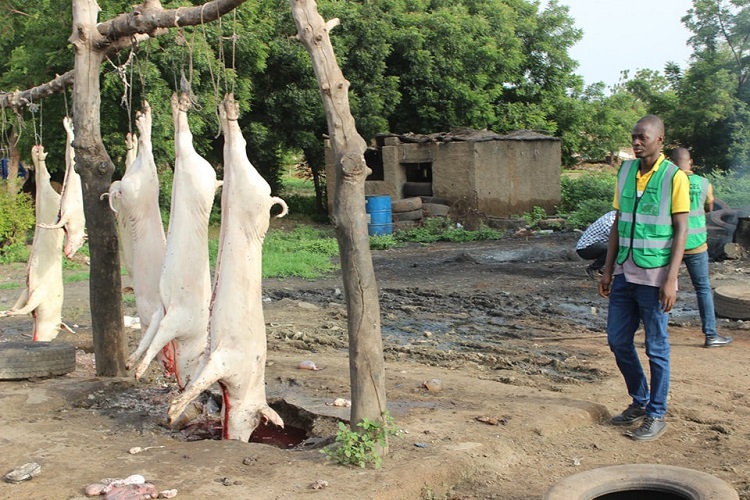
xmin=324 ymin=128 xmax=562 ymax=219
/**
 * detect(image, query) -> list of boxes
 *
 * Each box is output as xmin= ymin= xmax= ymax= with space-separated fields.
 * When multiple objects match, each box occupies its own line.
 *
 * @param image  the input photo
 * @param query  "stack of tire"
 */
xmin=391 ymin=195 xmax=451 ymax=230
xmin=706 ymin=199 xmax=750 ymax=260
xmin=707 ymin=198 xmax=750 ymax=320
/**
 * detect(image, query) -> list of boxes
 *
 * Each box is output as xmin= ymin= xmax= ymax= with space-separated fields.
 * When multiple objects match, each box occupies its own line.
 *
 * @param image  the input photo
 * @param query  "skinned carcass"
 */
xmin=127 ymin=94 xmax=220 ymax=389
xmin=111 ymin=131 xmax=139 ymax=277
xmin=38 ymin=116 xmax=86 ymax=258
xmin=0 ymin=145 xmax=69 ymax=341
xmin=168 ymin=94 xmax=287 ymax=440
xmin=106 ymin=103 xmax=173 ymax=374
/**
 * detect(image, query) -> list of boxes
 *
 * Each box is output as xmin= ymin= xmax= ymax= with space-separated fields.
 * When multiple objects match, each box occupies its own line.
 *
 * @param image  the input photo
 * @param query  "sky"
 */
xmin=549 ymin=0 xmax=696 ymax=88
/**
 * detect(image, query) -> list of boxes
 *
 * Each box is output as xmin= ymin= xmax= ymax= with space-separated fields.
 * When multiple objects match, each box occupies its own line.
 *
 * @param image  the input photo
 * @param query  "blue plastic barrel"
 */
xmin=365 ymin=195 xmax=393 ymax=236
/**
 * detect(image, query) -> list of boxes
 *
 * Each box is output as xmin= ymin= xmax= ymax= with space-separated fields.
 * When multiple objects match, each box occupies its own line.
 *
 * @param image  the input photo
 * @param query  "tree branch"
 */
xmin=0 ymin=72 xmax=74 ymax=111
xmin=0 ymin=0 xmax=248 ymax=110
xmin=98 ymin=0 xmax=248 ymax=45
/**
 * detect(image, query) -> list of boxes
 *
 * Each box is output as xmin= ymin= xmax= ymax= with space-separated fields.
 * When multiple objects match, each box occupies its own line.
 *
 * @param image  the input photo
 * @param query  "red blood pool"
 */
xmin=249 ymin=423 xmax=308 ymax=449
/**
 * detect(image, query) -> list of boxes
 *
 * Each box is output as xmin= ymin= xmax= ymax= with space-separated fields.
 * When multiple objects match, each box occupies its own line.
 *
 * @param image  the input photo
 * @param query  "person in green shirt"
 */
xmin=669 ymin=147 xmax=732 ymax=348
xmin=599 ymin=115 xmax=690 ymax=442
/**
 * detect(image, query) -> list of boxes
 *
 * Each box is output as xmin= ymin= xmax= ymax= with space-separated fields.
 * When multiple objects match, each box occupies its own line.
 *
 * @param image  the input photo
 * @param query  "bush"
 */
xmin=560 ymin=174 xmax=616 ymax=214
xmin=0 ymin=241 xmax=30 ymax=265
xmin=565 ymin=199 xmax=615 ymax=230
xmin=707 ymin=171 xmax=750 ymax=208
xmin=0 ymin=190 xmax=35 ymax=252
xmin=395 ymin=218 xmax=502 ymax=243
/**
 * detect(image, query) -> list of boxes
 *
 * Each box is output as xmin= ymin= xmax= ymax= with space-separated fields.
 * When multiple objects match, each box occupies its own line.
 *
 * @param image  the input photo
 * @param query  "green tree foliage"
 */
xmin=1 ymin=0 xmax=593 ymax=198
xmin=668 ymin=0 xmax=750 ymax=172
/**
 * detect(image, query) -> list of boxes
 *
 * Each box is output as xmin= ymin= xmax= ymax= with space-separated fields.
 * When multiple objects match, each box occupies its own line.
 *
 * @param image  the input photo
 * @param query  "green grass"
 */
xmin=394 ymin=218 xmax=502 ymax=244
xmin=262 ymin=226 xmax=339 ymax=278
xmin=64 ymin=272 xmax=90 ymax=283
xmin=0 ymin=282 xmax=20 ymax=290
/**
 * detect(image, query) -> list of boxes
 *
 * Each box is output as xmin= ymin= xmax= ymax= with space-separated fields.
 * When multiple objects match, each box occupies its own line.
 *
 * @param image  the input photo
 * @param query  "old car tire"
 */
xmin=0 ymin=341 xmax=76 ymax=380
xmin=391 ymin=197 xmax=423 ymax=213
xmin=422 ymin=203 xmax=451 ymax=217
xmin=421 ymin=196 xmax=450 ymax=206
xmin=707 ymin=209 xmax=738 ymax=229
xmin=543 ymin=464 xmax=738 ymax=500
xmin=392 ymin=209 xmax=423 ymax=222
xmin=712 ymin=198 xmax=730 ymax=212
xmin=707 ymin=225 xmax=733 ymax=260
xmin=402 ymin=182 xmax=432 ymax=197
xmin=714 ymin=285 xmax=750 ymax=320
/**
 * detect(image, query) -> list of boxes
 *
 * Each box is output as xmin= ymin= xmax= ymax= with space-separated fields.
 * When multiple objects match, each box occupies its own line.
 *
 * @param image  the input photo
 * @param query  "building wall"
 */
xmin=430 ymin=141 xmax=476 ymax=203
xmin=474 ymin=139 xmax=561 ymax=217
xmin=324 ymin=135 xmax=561 ymax=218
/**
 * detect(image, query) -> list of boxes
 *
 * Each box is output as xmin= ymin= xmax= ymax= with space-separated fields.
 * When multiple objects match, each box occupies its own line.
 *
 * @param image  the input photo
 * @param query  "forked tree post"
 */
xmin=288 ymin=0 xmax=389 ymax=450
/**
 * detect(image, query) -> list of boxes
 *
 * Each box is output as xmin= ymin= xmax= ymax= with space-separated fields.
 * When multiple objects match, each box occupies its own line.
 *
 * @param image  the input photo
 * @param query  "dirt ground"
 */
xmin=1 ymin=231 xmax=750 ymax=499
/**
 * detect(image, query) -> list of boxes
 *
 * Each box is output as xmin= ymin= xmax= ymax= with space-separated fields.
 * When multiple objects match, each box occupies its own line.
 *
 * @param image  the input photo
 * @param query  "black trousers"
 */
xmin=576 ymin=242 xmax=608 ymax=270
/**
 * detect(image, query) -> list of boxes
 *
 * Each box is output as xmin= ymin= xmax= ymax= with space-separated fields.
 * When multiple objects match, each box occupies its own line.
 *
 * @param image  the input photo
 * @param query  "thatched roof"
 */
xmin=376 ymin=127 xmax=559 ymax=144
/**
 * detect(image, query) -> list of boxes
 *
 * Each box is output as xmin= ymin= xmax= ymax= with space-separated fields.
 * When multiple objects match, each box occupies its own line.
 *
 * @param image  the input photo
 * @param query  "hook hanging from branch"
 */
xmin=107 ymin=47 xmax=137 ymax=134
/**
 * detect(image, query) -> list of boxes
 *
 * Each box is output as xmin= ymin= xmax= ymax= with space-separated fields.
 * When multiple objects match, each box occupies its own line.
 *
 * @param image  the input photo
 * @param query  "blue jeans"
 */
xmin=607 ymin=274 xmax=670 ymax=419
xmin=682 ymin=251 xmax=717 ymax=337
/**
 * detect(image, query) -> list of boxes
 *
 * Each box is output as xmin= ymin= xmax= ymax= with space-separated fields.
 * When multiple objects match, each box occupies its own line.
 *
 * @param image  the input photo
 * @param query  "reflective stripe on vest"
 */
xmin=616 ymin=158 xmax=679 ymax=268
xmin=686 ymin=175 xmax=708 ymax=250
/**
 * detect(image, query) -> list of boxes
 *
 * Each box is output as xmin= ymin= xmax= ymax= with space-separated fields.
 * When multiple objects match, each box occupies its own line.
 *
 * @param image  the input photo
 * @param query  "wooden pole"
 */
xmin=289 ymin=0 xmax=389 ymax=452
xmin=70 ymin=0 xmax=127 ymax=376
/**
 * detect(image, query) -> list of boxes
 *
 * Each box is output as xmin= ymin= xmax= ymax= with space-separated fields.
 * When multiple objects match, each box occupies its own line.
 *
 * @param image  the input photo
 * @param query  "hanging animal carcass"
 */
xmin=0 ymin=145 xmax=70 ymax=340
xmin=168 ymin=94 xmax=287 ymax=440
xmin=127 ymin=94 xmax=220 ymax=389
xmin=106 ymin=102 xmax=173 ymax=374
xmin=38 ymin=116 xmax=86 ymax=258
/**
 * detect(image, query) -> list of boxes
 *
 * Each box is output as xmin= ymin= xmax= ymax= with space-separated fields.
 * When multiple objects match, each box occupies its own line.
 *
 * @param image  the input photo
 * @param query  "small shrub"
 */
xmin=369 ymin=234 xmax=400 ymax=250
xmin=0 ymin=241 xmax=30 ymax=264
xmin=565 ymin=199 xmax=615 ymax=230
xmin=321 ymin=412 xmax=401 ymax=468
xmin=395 ymin=218 xmax=502 ymax=244
xmin=0 ymin=190 xmax=35 ymax=250
xmin=707 ymin=171 xmax=750 ymax=208
xmin=521 ymin=206 xmax=547 ymax=227
xmin=560 ymin=174 xmax=616 ymax=213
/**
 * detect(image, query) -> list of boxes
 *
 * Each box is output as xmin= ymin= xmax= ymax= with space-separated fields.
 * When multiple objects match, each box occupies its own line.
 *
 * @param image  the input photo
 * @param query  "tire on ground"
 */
xmin=707 ymin=225 xmax=733 ymax=260
xmin=420 ymin=196 xmax=450 ymax=206
xmin=392 ymin=209 xmax=423 ymax=222
xmin=0 ymin=342 xmax=76 ymax=380
xmin=402 ymin=182 xmax=432 ymax=197
xmin=391 ymin=197 xmax=423 ymax=213
xmin=712 ymin=198 xmax=730 ymax=212
xmin=423 ymin=203 xmax=451 ymax=217
xmin=707 ymin=209 xmax=738 ymax=229
xmin=714 ymin=285 xmax=750 ymax=320
xmin=543 ymin=464 xmax=739 ymax=500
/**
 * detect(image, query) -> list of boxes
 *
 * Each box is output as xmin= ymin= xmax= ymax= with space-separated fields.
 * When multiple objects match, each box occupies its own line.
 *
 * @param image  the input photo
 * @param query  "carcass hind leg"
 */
xmin=127 ymin=307 xmax=164 ymax=374
xmin=168 ymin=357 xmax=224 ymax=426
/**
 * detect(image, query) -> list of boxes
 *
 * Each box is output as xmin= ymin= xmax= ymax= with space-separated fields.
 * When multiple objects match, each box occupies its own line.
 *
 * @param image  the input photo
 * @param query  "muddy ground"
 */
xmin=1 ymin=231 xmax=750 ymax=499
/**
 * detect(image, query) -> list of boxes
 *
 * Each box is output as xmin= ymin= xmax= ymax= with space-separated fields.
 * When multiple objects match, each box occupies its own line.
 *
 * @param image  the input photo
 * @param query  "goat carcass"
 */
xmin=128 ymin=94 xmax=220 ymax=389
xmin=111 ymin=131 xmax=139 ymax=277
xmin=106 ymin=103 xmax=173 ymax=373
xmin=38 ymin=116 xmax=86 ymax=258
xmin=168 ymin=94 xmax=288 ymax=440
xmin=1 ymin=145 xmax=68 ymax=340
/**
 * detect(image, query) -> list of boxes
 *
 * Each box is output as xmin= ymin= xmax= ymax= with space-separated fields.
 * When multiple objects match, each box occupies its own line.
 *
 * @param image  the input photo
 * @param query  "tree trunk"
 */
xmin=71 ymin=0 xmax=126 ymax=376
xmin=288 ymin=0 xmax=388 ymax=451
